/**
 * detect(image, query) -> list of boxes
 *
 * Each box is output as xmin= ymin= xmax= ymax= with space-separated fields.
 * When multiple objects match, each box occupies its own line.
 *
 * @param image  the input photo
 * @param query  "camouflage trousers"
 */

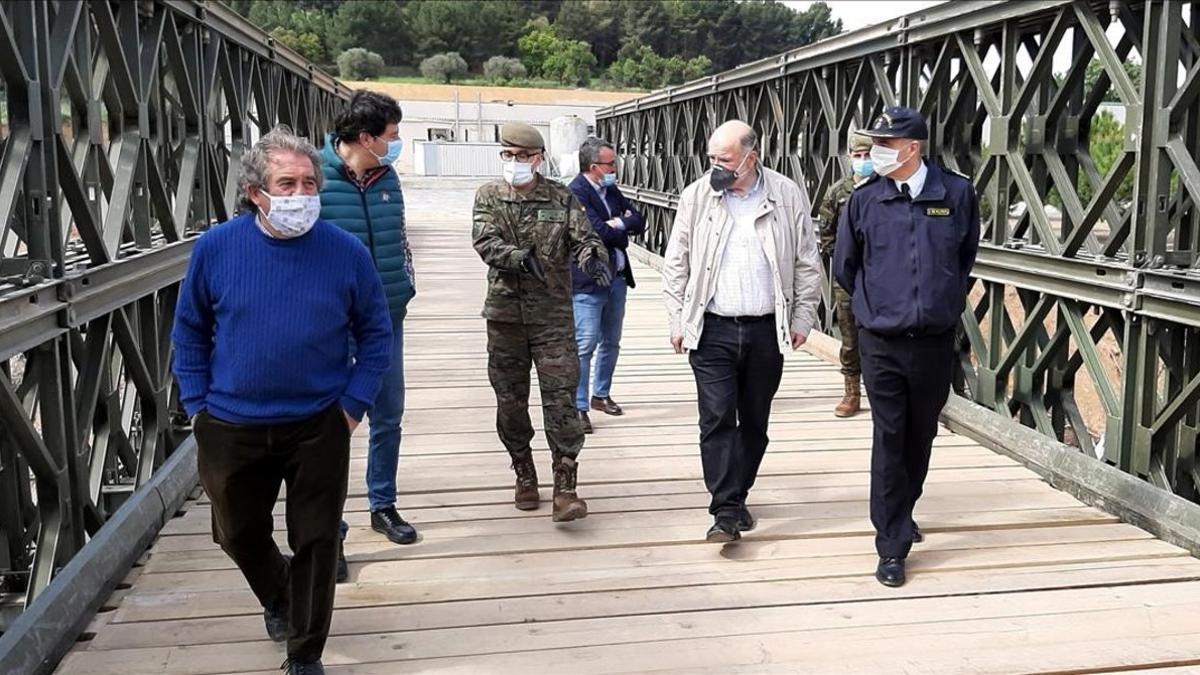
xmin=833 ymin=284 xmax=861 ymax=378
xmin=486 ymin=320 xmax=584 ymax=462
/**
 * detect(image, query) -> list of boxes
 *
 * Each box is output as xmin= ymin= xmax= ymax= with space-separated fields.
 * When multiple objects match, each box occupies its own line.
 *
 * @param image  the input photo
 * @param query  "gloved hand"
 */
xmin=584 ymin=256 xmax=613 ymax=288
xmin=521 ymin=247 xmax=546 ymax=282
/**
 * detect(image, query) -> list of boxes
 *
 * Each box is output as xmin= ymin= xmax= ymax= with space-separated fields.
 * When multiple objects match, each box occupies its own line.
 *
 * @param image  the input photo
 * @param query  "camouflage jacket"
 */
xmin=817 ymin=174 xmax=858 ymax=257
xmin=472 ymin=177 xmax=609 ymax=325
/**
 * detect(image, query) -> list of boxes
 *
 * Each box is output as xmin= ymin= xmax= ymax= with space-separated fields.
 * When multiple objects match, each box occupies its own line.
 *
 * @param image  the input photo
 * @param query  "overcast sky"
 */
xmin=783 ymin=1 xmax=948 ymax=33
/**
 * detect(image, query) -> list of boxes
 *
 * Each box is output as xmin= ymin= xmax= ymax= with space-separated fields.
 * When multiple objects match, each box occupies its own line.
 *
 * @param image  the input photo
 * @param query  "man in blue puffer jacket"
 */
xmin=319 ymin=90 xmax=416 ymax=582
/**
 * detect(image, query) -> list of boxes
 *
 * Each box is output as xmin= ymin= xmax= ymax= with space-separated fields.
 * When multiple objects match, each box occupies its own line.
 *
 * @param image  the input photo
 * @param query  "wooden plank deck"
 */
xmin=61 ymin=180 xmax=1200 ymax=674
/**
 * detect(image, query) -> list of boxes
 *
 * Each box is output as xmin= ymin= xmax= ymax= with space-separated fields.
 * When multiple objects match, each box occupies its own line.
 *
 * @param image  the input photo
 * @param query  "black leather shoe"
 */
xmin=263 ymin=596 xmax=288 ymax=642
xmin=371 ymin=507 xmax=418 ymax=545
xmin=876 ymin=556 xmax=906 ymax=587
xmin=578 ymin=410 xmax=593 ymax=434
xmin=706 ymin=517 xmax=741 ymax=543
xmin=912 ymin=521 xmax=924 ymax=543
xmin=590 ymin=396 xmax=624 ymax=416
xmin=735 ymin=508 xmax=757 ymax=532
xmin=281 ymin=657 xmax=325 ymax=674
xmin=336 ymin=541 xmax=348 ymax=583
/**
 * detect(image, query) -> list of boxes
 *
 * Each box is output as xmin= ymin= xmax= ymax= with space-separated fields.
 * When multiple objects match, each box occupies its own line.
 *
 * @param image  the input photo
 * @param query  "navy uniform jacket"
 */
xmin=568 ymin=173 xmax=646 ymax=293
xmin=833 ymin=160 xmax=980 ymax=336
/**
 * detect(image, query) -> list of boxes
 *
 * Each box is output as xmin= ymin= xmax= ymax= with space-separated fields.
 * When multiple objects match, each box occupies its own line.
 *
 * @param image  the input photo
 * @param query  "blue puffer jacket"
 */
xmin=319 ymin=135 xmax=416 ymax=319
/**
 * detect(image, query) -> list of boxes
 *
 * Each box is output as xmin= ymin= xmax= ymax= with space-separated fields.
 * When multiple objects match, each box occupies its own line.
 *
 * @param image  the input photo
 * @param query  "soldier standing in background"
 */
xmin=817 ymin=130 xmax=875 ymax=418
xmin=472 ymin=122 xmax=613 ymax=522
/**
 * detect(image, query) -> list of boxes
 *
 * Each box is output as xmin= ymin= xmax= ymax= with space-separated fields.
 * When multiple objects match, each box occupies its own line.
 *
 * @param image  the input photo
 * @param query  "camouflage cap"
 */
xmin=500 ymin=122 xmax=545 ymax=150
xmin=848 ymin=130 xmax=872 ymax=152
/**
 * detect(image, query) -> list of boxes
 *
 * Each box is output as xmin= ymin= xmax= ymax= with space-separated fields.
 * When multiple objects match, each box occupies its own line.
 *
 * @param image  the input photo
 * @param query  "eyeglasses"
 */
xmin=500 ymin=150 xmax=542 ymax=161
xmin=594 ymin=161 xmax=617 ymax=167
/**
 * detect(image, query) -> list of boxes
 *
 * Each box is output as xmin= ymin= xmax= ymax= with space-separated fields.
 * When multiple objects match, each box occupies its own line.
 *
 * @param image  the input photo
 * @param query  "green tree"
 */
xmin=1083 ymin=110 xmax=1134 ymax=204
xmin=246 ymin=1 xmax=299 ymax=32
xmin=337 ymin=48 xmax=385 ymax=80
xmin=1086 ymin=59 xmax=1142 ymax=103
xmin=517 ymin=17 xmax=562 ymax=77
xmin=619 ymin=1 xmax=673 ymax=60
xmin=483 ymin=56 xmax=528 ymax=83
xmin=607 ymin=45 xmax=710 ymax=89
xmin=789 ymin=1 xmax=842 ymax=46
xmin=226 ymin=0 xmax=255 ymax=17
xmin=554 ymin=0 xmax=623 ymax=67
xmin=271 ymin=27 xmax=324 ymax=63
xmin=542 ymin=39 xmax=597 ymax=86
xmin=331 ymin=1 xmax=411 ymax=68
xmin=419 ymin=52 xmax=470 ymax=84
xmin=405 ymin=1 xmax=529 ymax=68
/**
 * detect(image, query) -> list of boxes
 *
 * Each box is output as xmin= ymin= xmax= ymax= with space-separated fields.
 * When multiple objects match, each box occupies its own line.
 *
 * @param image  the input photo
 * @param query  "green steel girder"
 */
xmin=598 ymin=0 xmax=1200 ymax=504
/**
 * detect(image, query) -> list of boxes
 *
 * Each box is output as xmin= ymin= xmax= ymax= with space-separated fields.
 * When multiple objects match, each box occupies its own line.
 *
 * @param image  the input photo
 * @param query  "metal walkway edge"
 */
xmin=59 ymin=181 xmax=1200 ymax=674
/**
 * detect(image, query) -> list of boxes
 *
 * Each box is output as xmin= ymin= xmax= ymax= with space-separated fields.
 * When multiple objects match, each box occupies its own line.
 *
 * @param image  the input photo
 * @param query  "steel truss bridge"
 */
xmin=3 ymin=0 xmax=1200 ymax=672
xmin=599 ymin=0 xmax=1200 ymax=504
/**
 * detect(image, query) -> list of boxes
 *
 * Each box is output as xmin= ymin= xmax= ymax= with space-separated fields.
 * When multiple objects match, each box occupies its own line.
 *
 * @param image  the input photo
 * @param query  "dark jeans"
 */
xmin=194 ymin=405 xmax=351 ymax=661
xmin=688 ymin=313 xmax=784 ymax=517
xmin=858 ymin=328 xmax=955 ymax=559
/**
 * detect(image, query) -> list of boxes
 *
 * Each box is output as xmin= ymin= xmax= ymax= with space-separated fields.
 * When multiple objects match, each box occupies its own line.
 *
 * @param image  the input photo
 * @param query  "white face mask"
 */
xmin=260 ymin=192 xmax=321 ymax=238
xmin=869 ymin=143 xmax=912 ymax=177
xmin=503 ymin=159 xmax=536 ymax=187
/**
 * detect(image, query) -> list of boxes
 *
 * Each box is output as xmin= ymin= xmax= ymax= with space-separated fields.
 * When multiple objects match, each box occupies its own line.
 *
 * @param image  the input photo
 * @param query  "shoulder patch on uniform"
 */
xmin=941 ymin=164 xmax=972 ymax=181
xmin=853 ymin=174 xmax=880 ymax=190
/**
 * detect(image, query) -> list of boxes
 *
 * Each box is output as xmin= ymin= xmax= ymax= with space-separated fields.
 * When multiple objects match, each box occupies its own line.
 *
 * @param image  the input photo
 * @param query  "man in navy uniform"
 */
xmin=833 ymin=106 xmax=980 ymax=588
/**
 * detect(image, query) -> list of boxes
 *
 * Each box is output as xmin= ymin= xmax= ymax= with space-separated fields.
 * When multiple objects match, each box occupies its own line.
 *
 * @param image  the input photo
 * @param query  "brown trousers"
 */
xmin=194 ymin=405 xmax=350 ymax=661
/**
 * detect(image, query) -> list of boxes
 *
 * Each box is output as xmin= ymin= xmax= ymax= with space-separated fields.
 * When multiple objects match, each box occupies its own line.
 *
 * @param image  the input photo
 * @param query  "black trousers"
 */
xmin=858 ymin=328 xmax=955 ymax=559
xmin=194 ymin=405 xmax=351 ymax=661
xmin=689 ymin=314 xmax=784 ymax=518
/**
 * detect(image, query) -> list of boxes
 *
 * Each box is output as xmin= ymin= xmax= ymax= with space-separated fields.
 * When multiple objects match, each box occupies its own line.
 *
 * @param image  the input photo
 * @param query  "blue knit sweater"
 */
xmin=172 ymin=212 xmax=393 ymax=425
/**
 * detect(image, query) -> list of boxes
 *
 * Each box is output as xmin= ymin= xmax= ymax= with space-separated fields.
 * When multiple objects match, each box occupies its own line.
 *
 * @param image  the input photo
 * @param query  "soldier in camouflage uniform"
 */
xmin=472 ymin=122 xmax=612 ymax=522
xmin=817 ymin=130 xmax=874 ymax=417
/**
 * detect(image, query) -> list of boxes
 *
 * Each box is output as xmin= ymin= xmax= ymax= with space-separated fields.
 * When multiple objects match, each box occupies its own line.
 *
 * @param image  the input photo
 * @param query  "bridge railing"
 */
xmin=597 ymin=0 xmax=1200 ymax=503
xmin=0 ymin=0 xmax=347 ymax=644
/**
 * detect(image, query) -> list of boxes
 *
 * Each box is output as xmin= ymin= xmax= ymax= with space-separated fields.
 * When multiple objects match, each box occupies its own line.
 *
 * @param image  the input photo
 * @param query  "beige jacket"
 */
xmin=662 ymin=167 xmax=822 ymax=354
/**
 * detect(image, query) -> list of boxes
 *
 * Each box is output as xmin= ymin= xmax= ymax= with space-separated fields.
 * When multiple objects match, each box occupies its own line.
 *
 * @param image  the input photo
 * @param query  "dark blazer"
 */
xmin=833 ymin=160 xmax=980 ymax=336
xmin=568 ymin=173 xmax=646 ymax=293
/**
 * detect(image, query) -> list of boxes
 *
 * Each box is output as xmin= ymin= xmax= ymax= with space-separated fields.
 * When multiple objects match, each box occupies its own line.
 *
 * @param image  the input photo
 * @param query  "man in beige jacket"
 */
xmin=663 ymin=119 xmax=822 ymax=542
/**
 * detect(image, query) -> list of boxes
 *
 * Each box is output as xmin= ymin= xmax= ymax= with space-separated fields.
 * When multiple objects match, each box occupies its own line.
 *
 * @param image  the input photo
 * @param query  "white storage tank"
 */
xmin=549 ymin=115 xmax=591 ymax=179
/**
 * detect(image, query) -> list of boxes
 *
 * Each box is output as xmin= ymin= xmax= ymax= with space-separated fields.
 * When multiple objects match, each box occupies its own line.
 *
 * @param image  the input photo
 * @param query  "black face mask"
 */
xmin=709 ymin=166 xmax=736 ymax=191
xmin=709 ymin=152 xmax=751 ymax=192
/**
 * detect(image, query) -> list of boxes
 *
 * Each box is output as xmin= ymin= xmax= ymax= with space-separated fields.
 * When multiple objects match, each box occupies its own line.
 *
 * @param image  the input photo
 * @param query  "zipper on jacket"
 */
xmin=357 ymin=185 xmax=378 ymax=265
xmin=909 ymin=198 xmax=922 ymax=330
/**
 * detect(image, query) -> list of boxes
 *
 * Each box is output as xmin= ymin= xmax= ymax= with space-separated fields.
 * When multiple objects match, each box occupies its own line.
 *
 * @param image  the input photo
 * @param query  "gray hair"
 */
xmin=578 ymin=136 xmax=614 ymax=172
xmin=739 ymin=127 xmax=758 ymax=153
xmin=237 ymin=125 xmax=324 ymax=212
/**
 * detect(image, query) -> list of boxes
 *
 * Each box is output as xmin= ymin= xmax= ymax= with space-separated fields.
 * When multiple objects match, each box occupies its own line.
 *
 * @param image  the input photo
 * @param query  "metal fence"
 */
xmin=597 ymin=0 xmax=1200 ymax=502
xmin=0 ymin=0 xmax=347 ymax=618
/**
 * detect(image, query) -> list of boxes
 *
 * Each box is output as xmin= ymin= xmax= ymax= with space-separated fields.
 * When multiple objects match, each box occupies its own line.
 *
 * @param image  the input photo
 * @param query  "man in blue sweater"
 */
xmin=319 ymin=91 xmax=418 ymax=580
xmin=172 ymin=126 xmax=392 ymax=675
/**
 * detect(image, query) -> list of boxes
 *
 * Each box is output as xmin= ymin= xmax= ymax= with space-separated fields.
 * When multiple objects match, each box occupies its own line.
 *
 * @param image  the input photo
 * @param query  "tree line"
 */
xmin=226 ymin=0 xmax=842 ymax=89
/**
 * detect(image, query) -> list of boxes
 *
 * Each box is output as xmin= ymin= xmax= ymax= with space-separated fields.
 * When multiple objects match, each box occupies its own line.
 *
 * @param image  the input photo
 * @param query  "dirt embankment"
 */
xmin=343 ymin=81 xmax=642 ymax=107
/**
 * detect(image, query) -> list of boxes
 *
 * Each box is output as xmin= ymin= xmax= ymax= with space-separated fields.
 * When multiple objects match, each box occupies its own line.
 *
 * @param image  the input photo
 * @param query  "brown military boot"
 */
xmin=834 ymin=376 xmax=861 ymax=418
xmin=552 ymin=456 xmax=589 ymax=522
xmin=511 ymin=449 xmax=541 ymax=511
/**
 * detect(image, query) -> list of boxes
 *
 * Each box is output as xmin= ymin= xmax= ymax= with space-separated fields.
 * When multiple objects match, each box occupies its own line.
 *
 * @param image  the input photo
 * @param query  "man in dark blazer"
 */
xmin=569 ymin=137 xmax=646 ymax=433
